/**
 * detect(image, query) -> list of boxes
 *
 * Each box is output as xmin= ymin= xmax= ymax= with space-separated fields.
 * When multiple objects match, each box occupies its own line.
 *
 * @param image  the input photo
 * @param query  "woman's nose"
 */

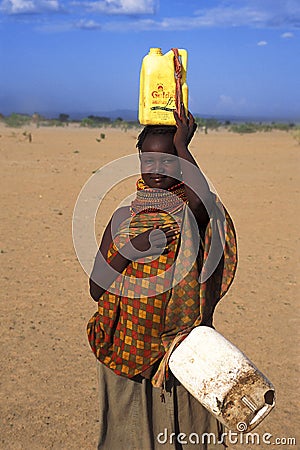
xmin=154 ymin=160 xmax=164 ymax=174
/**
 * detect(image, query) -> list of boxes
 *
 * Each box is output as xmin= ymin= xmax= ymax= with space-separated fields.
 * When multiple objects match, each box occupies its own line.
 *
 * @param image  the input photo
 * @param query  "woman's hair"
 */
xmin=136 ymin=125 xmax=177 ymax=152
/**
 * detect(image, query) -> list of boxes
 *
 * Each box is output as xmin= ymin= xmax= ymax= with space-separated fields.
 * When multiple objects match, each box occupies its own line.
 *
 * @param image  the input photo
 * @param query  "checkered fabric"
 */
xmin=87 ymin=186 xmax=237 ymax=379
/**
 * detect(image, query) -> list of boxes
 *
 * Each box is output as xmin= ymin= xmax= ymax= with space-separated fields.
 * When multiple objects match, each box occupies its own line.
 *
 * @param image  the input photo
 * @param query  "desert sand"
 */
xmin=0 ymin=124 xmax=299 ymax=449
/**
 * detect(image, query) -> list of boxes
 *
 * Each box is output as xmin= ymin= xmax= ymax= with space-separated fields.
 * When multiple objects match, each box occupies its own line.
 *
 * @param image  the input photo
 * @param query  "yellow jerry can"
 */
xmin=138 ymin=47 xmax=188 ymax=125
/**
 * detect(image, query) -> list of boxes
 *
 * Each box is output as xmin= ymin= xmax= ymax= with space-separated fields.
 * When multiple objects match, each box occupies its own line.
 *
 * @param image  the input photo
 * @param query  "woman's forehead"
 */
xmin=141 ymin=133 xmax=176 ymax=154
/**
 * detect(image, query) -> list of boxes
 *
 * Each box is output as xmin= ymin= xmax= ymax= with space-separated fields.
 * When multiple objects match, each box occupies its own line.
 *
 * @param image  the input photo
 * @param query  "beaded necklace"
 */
xmin=130 ymin=178 xmax=188 ymax=216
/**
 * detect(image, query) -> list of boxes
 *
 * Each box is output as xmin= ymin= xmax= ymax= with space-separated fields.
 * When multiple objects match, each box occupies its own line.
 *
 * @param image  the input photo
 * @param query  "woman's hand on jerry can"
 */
xmin=173 ymin=104 xmax=197 ymax=148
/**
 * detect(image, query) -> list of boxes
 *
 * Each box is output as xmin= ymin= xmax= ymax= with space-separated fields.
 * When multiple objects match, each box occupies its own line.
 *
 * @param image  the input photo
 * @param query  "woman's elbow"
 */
xmin=89 ymin=279 xmax=102 ymax=301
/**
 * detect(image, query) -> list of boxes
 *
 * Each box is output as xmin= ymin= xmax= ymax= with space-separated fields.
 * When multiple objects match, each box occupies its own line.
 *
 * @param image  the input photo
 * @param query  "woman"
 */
xmin=88 ymin=106 xmax=237 ymax=449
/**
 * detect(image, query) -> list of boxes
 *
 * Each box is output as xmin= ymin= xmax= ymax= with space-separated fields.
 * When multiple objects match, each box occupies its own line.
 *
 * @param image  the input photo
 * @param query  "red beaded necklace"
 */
xmin=130 ymin=178 xmax=187 ymax=216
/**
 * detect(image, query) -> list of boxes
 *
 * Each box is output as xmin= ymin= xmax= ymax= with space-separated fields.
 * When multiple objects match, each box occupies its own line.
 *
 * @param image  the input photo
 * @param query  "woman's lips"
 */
xmin=151 ymin=175 xmax=166 ymax=181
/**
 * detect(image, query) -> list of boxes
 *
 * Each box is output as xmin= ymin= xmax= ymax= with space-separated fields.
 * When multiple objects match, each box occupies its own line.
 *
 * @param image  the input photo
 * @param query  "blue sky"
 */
xmin=0 ymin=0 xmax=300 ymax=120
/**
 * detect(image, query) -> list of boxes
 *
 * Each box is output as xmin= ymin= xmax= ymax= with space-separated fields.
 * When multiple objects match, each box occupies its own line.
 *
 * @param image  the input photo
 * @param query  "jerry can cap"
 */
xmin=149 ymin=47 xmax=163 ymax=55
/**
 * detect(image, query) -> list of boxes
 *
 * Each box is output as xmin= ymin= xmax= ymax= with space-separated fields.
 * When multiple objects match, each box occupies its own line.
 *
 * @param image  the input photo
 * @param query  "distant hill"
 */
xmin=68 ymin=110 xmax=299 ymax=124
xmin=2 ymin=109 xmax=299 ymax=124
xmin=67 ymin=109 xmax=139 ymax=121
xmin=193 ymin=113 xmax=300 ymax=124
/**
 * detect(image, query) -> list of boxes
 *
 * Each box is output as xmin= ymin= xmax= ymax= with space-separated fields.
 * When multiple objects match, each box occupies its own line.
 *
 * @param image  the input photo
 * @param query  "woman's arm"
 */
xmin=89 ymin=210 xmax=130 ymax=301
xmin=89 ymin=207 xmax=179 ymax=301
xmin=173 ymin=105 xmax=214 ymax=226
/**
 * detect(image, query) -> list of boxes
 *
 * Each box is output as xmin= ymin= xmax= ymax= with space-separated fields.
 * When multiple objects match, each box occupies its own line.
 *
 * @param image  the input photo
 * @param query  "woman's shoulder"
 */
xmin=108 ymin=206 xmax=132 ymax=232
xmin=100 ymin=206 xmax=132 ymax=255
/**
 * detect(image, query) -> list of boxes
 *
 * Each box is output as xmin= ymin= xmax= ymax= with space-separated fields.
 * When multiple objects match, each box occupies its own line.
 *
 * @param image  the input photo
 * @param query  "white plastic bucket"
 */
xmin=168 ymin=326 xmax=275 ymax=432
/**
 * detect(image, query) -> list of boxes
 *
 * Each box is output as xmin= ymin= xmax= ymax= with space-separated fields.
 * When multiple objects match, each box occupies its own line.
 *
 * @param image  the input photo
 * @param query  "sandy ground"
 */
xmin=0 ymin=124 xmax=299 ymax=450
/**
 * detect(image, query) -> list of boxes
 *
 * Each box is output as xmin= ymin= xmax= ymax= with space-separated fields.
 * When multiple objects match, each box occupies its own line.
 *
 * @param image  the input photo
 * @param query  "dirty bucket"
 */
xmin=168 ymin=326 xmax=275 ymax=432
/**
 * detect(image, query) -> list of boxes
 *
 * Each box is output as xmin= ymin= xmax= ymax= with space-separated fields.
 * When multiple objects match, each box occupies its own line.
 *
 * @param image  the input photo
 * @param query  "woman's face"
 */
xmin=140 ymin=133 xmax=181 ymax=190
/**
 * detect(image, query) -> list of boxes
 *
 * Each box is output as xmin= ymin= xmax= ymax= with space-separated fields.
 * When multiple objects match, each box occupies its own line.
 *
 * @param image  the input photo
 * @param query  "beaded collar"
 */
xmin=130 ymin=178 xmax=187 ymax=216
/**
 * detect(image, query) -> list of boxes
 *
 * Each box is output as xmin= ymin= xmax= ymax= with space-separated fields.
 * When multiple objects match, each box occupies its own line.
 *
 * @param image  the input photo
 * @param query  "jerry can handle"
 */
xmin=178 ymin=49 xmax=187 ymax=71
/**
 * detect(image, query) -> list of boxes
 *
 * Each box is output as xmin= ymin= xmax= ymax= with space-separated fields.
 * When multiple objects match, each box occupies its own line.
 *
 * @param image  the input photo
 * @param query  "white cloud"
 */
xmin=219 ymin=95 xmax=234 ymax=106
xmin=257 ymin=40 xmax=268 ymax=46
xmin=193 ymin=1 xmax=300 ymax=29
xmin=281 ymin=32 xmax=294 ymax=38
xmin=0 ymin=0 xmax=61 ymax=14
xmin=74 ymin=19 xmax=101 ymax=29
xmin=99 ymin=1 xmax=300 ymax=32
xmin=216 ymin=94 xmax=247 ymax=114
xmin=73 ymin=0 xmax=157 ymax=15
xmin=148 ymin=1 xmax=300 ymax=31
xmin=193 ymin=6 xmax=268 ymax=28
xmin=2 ymin=0 xmax=300 ymax=33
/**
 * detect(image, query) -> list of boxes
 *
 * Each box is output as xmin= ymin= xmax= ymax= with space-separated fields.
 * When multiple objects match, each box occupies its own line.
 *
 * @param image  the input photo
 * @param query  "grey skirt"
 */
xmin=96 ymin=361 xmax=226 ymax=450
